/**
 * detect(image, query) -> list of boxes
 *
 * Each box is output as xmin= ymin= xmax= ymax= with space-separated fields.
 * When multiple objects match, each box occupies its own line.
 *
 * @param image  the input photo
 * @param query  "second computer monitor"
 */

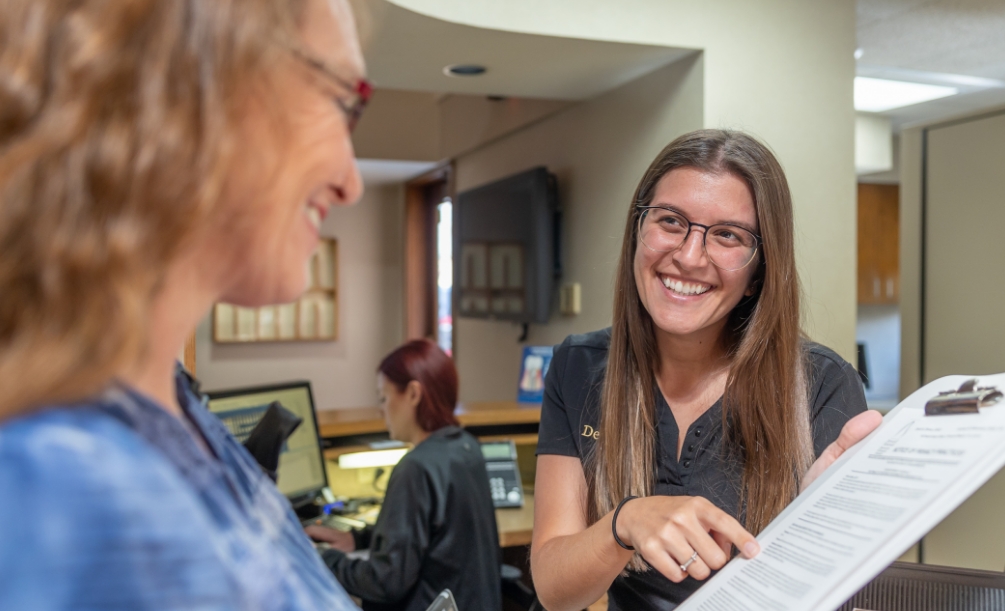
xmin=205 ymin=381 xmax=327 ymax=506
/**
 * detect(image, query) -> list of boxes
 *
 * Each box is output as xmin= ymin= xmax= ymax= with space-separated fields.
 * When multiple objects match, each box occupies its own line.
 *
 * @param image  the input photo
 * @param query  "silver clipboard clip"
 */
xmin=925 ymin=379 xmax=1004 ymax=416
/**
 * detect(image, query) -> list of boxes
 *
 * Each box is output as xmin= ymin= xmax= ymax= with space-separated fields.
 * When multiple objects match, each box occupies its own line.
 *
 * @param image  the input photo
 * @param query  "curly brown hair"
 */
xmin=0 ymin=0 xmax=308 ymax=417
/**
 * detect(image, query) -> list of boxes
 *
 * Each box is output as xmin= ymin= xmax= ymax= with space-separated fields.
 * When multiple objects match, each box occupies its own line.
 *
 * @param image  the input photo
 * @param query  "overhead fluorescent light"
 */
xmin=338 ymin=448 xmax=408 ymax=469
xmin=857 ymin=64 xmax=1005 ymax=91
xmin=854 ymin=77 xmax=957 ymax=112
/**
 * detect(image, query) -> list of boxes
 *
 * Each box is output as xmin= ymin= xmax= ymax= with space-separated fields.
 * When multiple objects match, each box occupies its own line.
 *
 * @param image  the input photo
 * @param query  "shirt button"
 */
xmin=683 ymin=460 xmax=691 ymax=468
xmin=694 ymin=428 xmax=702 ymax=437
xmin=688 ymin=444 xmax=695 ymax=452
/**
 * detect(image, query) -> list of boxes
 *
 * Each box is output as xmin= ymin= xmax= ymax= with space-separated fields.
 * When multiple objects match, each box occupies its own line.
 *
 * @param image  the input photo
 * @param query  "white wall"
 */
xmin=453 ymin=55 xmax=704 ymax=401
xmin=194 ymin=183 xmax=405 ymax=410
xmin=389 ymin=0 xmax=859 ymax=363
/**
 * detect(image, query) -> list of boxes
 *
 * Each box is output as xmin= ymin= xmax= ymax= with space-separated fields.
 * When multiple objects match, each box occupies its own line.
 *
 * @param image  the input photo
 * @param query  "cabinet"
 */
xmin=857 ymin=183 xmax=899 ymax=304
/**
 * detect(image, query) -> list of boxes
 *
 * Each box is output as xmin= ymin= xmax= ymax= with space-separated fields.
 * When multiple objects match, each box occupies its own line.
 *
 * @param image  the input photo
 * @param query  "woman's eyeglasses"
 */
xmin=636 ymin=205 xmax=761 ymax=271
xmin=286 ymin=45 xmax=373 ymax=132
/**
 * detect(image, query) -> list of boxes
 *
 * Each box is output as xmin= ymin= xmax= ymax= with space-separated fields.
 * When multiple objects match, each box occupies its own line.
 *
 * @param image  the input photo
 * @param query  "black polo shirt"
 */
xmin=537 ymin=328 xmax=867 ymax=610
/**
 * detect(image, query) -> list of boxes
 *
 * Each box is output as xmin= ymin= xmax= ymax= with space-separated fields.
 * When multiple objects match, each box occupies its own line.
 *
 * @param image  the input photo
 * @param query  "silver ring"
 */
xmin=680 ymin=551 xmax=699 ymax=573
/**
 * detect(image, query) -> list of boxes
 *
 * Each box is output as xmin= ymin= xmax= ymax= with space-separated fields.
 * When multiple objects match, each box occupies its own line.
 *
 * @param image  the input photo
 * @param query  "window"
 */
xmin=435 ymin=198 xmax=453 ymax=355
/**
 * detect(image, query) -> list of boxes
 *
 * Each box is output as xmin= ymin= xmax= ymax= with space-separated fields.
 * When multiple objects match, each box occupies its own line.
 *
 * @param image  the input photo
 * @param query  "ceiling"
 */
xmin=360 ymin=0 xmax=693 ymax=101
xmin=357 ymin=1 xmax=1005 ymax=134
xmin=857 ymin=0 xmax=1005 ymax=128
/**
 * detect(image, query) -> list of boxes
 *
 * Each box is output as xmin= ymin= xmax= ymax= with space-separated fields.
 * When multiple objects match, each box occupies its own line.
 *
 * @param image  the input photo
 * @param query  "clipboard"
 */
xmin=423 ymin=589 xmax=458 ymax=611
xmin=925 ymin=378 xmax=1003 ymax=415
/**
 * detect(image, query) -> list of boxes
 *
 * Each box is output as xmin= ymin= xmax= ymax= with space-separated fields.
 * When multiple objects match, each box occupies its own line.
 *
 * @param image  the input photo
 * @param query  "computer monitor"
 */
xmin=205 ymin=380 xmax=327 ymax=508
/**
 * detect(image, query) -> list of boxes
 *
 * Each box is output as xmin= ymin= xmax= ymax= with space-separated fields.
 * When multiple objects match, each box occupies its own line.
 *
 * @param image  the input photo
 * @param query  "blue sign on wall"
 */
xmin=517 ymin=346 xmax=554 ymax=404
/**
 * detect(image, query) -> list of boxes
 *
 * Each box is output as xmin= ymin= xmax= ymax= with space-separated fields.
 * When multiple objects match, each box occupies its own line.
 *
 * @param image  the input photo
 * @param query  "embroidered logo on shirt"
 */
xmin=581 ymin=425 xmax=600 ymax=440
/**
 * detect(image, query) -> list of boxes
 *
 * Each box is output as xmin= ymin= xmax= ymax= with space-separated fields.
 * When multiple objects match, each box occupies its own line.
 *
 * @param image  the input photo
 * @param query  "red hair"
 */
xmin=378 ymin=339 xmax=459 ymax=432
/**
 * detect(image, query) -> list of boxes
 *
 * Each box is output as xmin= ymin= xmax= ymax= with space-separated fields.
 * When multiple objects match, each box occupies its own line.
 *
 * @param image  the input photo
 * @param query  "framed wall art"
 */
xmin=213 ymin=238 xmax=338 ymax=343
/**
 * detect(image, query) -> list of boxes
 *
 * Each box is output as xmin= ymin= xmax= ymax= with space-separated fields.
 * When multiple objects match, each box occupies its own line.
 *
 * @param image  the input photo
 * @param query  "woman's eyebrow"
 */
xmin=652 ymin=203 xmax=758 ymax=234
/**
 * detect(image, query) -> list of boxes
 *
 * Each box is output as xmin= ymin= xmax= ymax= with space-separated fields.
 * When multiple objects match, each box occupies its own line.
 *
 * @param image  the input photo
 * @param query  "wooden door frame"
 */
xmin=403 ymin=164 xmax=454 ymax=354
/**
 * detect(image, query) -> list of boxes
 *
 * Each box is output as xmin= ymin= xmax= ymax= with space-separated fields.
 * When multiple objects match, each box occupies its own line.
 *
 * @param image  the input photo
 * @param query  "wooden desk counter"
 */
xmin=317 ymin=401 xmax=541 ymax=439
xmin=496 ymin=493 xmax=535 ymax=548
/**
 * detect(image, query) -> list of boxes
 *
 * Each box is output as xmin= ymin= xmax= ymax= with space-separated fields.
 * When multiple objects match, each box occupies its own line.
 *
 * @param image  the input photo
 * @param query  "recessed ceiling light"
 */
xmin=854 ymin=76 xmax=957 ymax=112
xmin=444 ymin=64 xmax=487 ymax=77
xmin=854 ymin=48 xmax=864 ymax=60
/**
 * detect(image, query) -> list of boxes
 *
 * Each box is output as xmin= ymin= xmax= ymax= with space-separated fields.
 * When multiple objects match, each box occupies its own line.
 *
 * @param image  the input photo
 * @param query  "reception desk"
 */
xmin=318 ymin=401 xmax=540 ymax=550
xmin=316 ymin=401 xmax=542 ymax=439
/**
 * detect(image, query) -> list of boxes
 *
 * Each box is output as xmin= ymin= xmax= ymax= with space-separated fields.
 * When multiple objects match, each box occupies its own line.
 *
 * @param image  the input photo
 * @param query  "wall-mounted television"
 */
xmin=454 ymin=167 xmax=560 ymax=324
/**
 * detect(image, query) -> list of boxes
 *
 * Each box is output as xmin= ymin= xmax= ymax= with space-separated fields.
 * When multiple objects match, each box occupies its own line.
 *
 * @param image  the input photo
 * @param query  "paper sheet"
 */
xmin=677 ymin=373 xmax=1005 ymax=611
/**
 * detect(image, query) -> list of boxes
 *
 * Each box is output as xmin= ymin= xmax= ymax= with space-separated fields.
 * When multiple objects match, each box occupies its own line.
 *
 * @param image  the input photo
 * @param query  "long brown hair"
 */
xmin=0 ymin=0 xmax=307 ymax=418
xmin=588 ymin=130 xmax=812 ymax=568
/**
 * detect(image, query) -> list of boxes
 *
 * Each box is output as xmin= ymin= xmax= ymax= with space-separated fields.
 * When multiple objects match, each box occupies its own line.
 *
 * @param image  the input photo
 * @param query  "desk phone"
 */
xmin=480 ymin=440 xmax=524 ymax=508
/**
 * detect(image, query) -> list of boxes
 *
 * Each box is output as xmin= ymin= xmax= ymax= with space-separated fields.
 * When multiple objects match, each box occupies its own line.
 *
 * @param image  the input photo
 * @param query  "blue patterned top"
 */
xmin=0 ymin=369 xmax=358 ymax=611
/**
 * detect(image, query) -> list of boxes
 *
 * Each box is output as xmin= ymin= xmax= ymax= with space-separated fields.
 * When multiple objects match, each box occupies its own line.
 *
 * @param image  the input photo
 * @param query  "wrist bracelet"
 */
xmin=612 ymin=495 xmax=638 ymax=551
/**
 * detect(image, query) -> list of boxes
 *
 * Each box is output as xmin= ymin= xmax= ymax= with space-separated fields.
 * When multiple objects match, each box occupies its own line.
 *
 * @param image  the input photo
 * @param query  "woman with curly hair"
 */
xmin=0 ymin=0 xmax=369 ymax=608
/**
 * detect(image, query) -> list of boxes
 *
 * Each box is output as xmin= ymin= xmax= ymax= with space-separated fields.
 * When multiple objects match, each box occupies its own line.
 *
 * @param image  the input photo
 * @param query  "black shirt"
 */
xmin=324 ymin=426 xmax=502 ymax=611
xmin=537 ymin=328 xmax=867 ymax=610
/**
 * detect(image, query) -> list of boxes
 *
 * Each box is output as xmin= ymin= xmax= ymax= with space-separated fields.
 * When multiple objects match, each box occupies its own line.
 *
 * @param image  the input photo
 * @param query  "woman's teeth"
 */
xmin=307 ymin=206 xmax=322 ymax=231
xmin=662 ymin=276 xmax=710 ymax=296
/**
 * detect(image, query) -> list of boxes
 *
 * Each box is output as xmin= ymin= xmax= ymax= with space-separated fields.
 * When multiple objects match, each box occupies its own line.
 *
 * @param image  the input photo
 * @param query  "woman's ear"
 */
xmin=405 ymin=380 xmax=423 ymax=409
xmin=744 ymin=278 xmax=762 ymax=297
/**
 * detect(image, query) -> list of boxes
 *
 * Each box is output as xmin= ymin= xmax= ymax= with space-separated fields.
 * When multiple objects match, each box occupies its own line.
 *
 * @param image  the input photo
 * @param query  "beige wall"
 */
xmin=438 ymin=94 xmax=572 ymax=160
xmin=898 ymin=108 xmax=1005 ymax=571
xmin=453 ymin=55 xmax=704 ymax=401
xmin=390 ymin=0 xmax=859 ymax=363
xmin=194 ymin=183 xmax=405 ymax=410
xmin=899 ymin=128 xmax=923 ymax=398
xmin=900 ymin=108 xmax=1005 ymax=395
xmin=924 ymin=112 xmax=1005 ymax=379
xmin=352 ymin=88 xmax=572 ymax=162
xmin=353 ymin=90 xmax=441 ymax=161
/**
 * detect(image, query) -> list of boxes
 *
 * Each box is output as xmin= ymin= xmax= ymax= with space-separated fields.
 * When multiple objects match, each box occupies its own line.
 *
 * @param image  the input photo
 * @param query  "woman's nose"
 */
xmin=338 ymin=157 xmax=364 ymax=206
xmin=672 ymin=227 xmax=709 ymax=268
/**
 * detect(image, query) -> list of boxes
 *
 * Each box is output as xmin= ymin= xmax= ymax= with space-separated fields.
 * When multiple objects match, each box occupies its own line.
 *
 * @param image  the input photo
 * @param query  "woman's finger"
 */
xmin=802 ymin=410 xmax=883 ymax=491
xmin=650 ymin=510 xmax=721 ymax=581
xmin=712 ymin=530 xmax=732 ymax=558
xmin=639 ymin=538 xmax=695 ymax=582
xmin=638 ymin=540 xmax=690 ymax=583
xmin=680 ymin=555 xmax=711 ymax=581
xmin=303 ymin=524 xmax=340 ymax=544
xmin=699 ymin=503 xmax=760 ymax=560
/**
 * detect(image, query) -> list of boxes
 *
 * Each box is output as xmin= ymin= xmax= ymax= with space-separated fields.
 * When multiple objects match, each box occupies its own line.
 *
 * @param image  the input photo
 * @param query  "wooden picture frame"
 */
xmin=458 ymin=241 xmax=526 ymax=319
xmin=212 ymin=239 xmax=338 ymax=343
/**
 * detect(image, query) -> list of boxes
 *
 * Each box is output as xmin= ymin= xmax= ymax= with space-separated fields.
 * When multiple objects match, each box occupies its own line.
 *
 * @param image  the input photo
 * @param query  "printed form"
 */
xmin=678 ymin=373 xmax=1005 ymax=611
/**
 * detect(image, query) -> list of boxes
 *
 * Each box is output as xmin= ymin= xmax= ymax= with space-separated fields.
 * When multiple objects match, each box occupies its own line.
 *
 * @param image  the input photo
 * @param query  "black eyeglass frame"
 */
xmin=635 ymin=205 xmax=763 ymax=271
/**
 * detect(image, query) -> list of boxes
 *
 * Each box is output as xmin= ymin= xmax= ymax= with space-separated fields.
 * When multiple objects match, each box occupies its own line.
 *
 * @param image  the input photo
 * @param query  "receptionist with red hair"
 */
xmin=306 ymin=339 xmax=502 ymax=611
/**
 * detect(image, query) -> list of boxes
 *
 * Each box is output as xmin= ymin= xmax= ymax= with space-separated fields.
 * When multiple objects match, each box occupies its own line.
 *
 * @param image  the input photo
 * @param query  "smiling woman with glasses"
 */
xmin=0 ymin=0 xmax=367 ymax=609
xmin=531 ymin=129 xmax=882 ymax=611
